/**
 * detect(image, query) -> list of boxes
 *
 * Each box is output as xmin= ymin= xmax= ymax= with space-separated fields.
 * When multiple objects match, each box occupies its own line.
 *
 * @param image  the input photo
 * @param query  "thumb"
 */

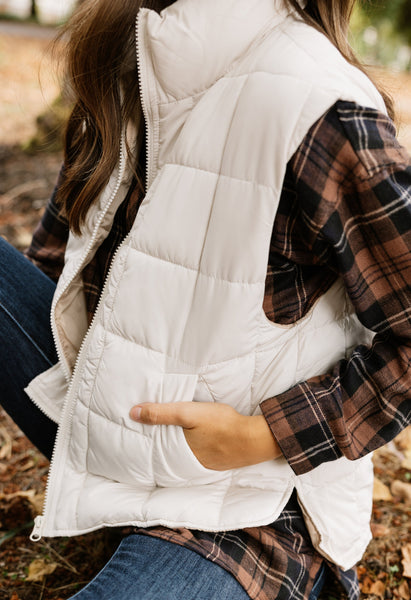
xmin=129 ymin=402 xmax=194 ymax=427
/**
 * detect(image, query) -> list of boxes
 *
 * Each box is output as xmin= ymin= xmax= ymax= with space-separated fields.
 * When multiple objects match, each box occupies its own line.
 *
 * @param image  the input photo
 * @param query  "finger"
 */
xmin=129 ymin=402 xmax=196 ymax=427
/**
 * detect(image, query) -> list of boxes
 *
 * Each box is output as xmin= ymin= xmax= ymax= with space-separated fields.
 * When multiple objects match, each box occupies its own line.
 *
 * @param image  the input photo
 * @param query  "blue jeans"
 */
xmin=0 ymin=237 xmax=58 ymax=459
xmin=69 ymin=535 xmax=250 ymax=600
xmin=70 ymin=535 xmax=327 ymax=600
xmin=0 ymin=236 xmax=326 ymax=600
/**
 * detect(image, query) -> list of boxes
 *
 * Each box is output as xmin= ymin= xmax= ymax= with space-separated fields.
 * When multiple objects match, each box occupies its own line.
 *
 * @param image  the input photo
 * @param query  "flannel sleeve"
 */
xmin=260 ymin=102 xmax=411 ymax=475
xmin=24 ymin=166 xmax=69 ymax=283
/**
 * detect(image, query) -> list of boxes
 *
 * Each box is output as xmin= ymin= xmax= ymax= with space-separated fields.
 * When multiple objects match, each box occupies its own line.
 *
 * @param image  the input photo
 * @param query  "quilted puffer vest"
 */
xmin=27 ymin=0 xmax=387 ymax=570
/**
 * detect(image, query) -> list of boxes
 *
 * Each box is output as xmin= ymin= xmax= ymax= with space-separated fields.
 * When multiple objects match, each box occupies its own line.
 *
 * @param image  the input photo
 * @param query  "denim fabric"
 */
xmin=68 ymin=533 xmax=327 ymax=600
xmin=0 ymin=237 xmax=57 ymax=458
xmin=69 ymin=535 xmax=252 ymax=599
xmin=309 ymin=563 xmax=327 ymax=600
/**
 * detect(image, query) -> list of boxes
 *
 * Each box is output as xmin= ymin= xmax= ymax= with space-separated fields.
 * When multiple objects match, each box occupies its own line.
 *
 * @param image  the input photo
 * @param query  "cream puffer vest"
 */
xmin=27 ymin=0 xmax=386 ymax=571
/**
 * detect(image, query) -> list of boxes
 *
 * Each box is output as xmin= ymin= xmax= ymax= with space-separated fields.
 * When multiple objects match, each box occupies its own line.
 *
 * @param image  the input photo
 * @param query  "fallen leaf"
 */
xmin=28 ymin=492 xmax=45 ymax=515
xmin=374 ymin=441 xmax=404 ymax=462
xmin=397 ymin=580 xmax=411 ymax=600
xmin=0 ymin=490 xmax=44 ymax=516
xmin=396 ymin=427 xmax=411 ymax=452
xmin=370 ymin=580 xmax=386 ymax=598
xmin=402 ymin=544 xmax=411 ymax=578
xmin=19 ymin=459 xmax=35 ymax=472
xmin=26 ymin=558 xmax=58 ymax=582
xmin=371 ymin=523 xmax=391 ymax=538
xmin=13 ymin=227 xmax=32 ymax=248
xmin=402 ymin=450 xmax=411 ymax=471
xmin=373 ymin=477 xmax=393 ymax=501
xmin=0 ymin=490 xmax=34 ymax=502
xmin=361 ymin=575 xmax=374 ymax=593
xmin=391 ymin=481 xmax=411 ymax=504
xmin=0 ymin=425 xmax=13 ymax=460
xmin=357 ymin=565 xmax=367 ymax=578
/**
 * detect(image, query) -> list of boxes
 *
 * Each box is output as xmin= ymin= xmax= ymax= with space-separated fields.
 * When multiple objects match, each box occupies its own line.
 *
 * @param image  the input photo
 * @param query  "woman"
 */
xmin=1 ymin=0 xmax=410 ymax=598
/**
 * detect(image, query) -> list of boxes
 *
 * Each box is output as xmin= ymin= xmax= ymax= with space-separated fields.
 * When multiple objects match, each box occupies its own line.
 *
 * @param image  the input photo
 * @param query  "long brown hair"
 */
xmin=57 ymin=0 xmax=394 ymax=234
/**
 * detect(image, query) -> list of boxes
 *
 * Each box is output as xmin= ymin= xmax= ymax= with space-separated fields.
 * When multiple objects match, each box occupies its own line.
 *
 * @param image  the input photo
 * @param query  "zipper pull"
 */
xmin=30 ymin=516 xmax=44 ymax=542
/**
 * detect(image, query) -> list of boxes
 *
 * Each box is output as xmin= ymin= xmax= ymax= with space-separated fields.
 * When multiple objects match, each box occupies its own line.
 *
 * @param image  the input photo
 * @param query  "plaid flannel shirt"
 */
xmin=26 ymin=101 xmax=411 ymax=600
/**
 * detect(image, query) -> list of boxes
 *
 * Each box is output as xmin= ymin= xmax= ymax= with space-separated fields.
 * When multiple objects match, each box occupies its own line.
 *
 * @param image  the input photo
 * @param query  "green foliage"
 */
xmin=397 ymin=1 xmax=411 ymax=41
xmin=360 ymin=0 xmax=405 ymax=23
xmin=351 ymin=0 xmax=411 ymax=70
xmin=24 ymin=94 xmax=71 ymax=153
xmin=356 ymin=0 xmax=411 ymax=40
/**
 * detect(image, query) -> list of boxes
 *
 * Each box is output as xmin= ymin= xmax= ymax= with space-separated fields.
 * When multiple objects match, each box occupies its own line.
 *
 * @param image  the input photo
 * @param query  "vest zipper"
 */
xmin=136 ymin=9 xmax=155 ymax=191
xmin=30 ymin=516 xmax=44 ymax=542
xmin=32 ymin=11 xmax=153 ymax=540
xmin=48 ymin=134 xmax=125 ymax=383
xmin=30 ymin=133 xmax=127 ymax=542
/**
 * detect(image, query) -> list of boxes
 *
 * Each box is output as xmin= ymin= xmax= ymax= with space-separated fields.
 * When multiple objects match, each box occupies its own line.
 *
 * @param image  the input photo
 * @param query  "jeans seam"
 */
xmin=0 ymin=301 xmax=54 ymax=367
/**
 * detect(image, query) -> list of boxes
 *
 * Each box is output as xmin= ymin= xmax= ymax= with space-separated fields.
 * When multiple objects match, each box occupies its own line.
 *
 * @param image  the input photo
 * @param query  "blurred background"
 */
xmin=0 ymin=0 xmax=411 ymax=250
xmin=0 ymin=2 xmax=410 ymax=600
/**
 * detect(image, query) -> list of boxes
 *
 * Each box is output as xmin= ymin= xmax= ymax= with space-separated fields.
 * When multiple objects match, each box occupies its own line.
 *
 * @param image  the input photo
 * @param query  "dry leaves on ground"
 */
xmin=25 ymin=559 xmax=58 ymax=583
xmin=402 ymin=544 xmax=411 ymax=579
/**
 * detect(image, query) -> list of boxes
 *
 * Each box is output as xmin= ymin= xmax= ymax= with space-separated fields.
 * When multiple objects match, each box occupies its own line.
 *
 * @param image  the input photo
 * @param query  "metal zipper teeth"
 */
xmin=30 ymin=134 xmax=127 ymax=542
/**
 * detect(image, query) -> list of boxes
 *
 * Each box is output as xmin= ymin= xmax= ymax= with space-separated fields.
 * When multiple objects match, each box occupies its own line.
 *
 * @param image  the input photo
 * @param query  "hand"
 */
xmin=129 ymin=401 xmax=282 ymax=471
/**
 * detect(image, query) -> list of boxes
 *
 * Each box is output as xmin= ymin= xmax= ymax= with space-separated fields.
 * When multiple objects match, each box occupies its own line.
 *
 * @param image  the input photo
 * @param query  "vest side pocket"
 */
xmin=153 ymin=422 xmax=231 ymax=488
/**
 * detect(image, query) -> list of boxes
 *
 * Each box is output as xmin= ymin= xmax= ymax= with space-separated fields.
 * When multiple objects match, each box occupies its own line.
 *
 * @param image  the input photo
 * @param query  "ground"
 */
xmin=0 ymin=21 xmax=410 ymax=600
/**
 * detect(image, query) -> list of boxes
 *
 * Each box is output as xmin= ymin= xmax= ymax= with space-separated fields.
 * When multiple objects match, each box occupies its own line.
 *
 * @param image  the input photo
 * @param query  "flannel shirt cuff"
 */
xmin=260 ymin=382 xmax=343 ymax=476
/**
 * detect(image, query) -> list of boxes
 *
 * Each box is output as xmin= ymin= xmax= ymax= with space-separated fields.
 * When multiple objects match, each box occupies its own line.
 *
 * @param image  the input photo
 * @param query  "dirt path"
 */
xmin=0 ymin=27 xmax=59 ymax=147
xmin=0 ymin=21 xmax=56 ymax=39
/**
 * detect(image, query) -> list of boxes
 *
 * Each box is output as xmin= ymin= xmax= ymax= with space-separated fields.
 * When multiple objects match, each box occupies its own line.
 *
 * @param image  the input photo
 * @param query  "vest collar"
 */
xmin=139 ymin=0 xmax=295 ymax=100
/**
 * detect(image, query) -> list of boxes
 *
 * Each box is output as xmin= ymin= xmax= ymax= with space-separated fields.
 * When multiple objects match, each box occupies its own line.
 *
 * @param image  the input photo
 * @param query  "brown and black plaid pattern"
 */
xmin=24 ymin=169 xmax=69 ymax=283
xmin=81 ymin=179 xmax=143 ymax=324
xmin=260 ymin=103 xmax=411 ymax=477
xmin=25 ymin=101 xmax=411 ymax=599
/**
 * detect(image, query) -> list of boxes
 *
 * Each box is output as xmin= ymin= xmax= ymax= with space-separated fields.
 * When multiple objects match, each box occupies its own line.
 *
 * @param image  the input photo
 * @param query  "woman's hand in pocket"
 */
xmin=129 ymin=402 xmax=282 ymax=471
